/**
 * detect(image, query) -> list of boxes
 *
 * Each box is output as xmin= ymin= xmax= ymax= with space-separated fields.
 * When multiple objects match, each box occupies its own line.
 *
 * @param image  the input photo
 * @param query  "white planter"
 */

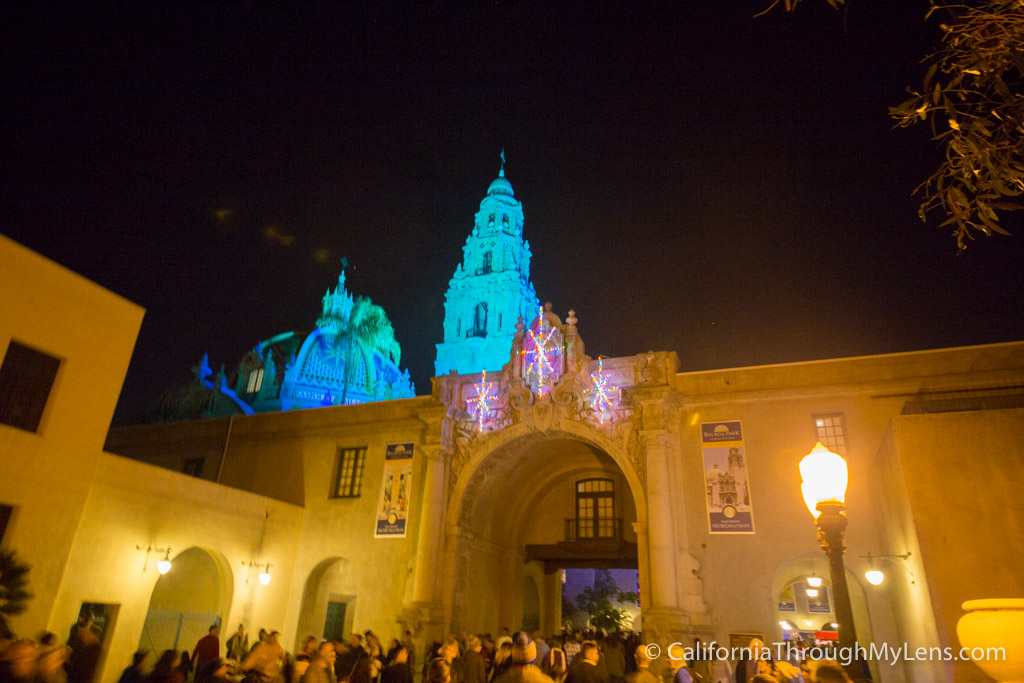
xmin=957 ymin=599 xmax=1024 ymax=682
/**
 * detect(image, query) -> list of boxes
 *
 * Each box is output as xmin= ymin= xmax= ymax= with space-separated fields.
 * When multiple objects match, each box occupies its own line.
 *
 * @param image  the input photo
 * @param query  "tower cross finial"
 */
xmin=499 ymin=148 xmax=506 ymax=177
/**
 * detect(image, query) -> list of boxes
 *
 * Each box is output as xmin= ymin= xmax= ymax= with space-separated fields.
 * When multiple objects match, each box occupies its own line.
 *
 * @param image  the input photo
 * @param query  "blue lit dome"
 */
xmin=487 ymin=175 xmax=514 ymax=197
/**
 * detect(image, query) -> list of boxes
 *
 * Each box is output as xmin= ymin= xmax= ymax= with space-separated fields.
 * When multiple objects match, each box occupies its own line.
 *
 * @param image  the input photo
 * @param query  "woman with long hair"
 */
xmin=487 ymin=643 xmax=512 ymax=683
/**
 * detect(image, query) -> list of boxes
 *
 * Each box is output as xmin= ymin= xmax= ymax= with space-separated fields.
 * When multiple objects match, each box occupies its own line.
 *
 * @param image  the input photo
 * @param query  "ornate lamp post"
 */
xmin=799 ymin=442 xmax=870 ymax=681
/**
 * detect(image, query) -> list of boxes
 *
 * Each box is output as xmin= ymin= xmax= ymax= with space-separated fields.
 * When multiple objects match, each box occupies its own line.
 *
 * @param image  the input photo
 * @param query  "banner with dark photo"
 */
xmin=375 ymin=442 xmax=414 ymax=538
xmin=701 ymin=421 xmax=755 ymax=533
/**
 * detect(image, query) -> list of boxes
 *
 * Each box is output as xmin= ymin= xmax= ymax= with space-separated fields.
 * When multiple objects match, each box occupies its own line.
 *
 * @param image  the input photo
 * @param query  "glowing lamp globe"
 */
xmin=157 ymin=558 xmax=172 ymax=575
xmin=779 ymin=620 xmax=793 ymax=631
xmin=865 ymin=569 xmax=885 ymax=586
xmin=799 ymin=442 xmax=849 ymax=519
xmin=807 ymin=574 xmax=823 ymax=588
xmin=259 ymin=570 xmax=272 ymax=586
xmin=806 ymin=587 xmax=819 ymax=598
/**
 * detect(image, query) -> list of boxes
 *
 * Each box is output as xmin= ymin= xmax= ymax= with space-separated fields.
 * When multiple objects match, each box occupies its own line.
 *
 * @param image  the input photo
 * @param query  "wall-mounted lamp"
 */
xmin=860 ymin=552 xmax=914 ymax=586
xmin=779 ymin=620 xmax=793 ymax=631
xmin=242 ymin=560 xmax=273 ymax=586
xmin=137 ymin=545 xmax=173 ymax=574
xmin=807 ymin=574 xmax=823 ymax=588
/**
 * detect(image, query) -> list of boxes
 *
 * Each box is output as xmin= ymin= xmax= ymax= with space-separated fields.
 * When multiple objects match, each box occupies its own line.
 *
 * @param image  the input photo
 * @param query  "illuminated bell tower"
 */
xmin=435 ymin=152 xmax=540 ymax=376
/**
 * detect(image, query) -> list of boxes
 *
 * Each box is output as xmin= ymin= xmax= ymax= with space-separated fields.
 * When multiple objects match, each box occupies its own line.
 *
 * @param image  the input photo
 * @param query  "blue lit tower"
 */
xmin=435 ymin=152 xmax=540 ymax=375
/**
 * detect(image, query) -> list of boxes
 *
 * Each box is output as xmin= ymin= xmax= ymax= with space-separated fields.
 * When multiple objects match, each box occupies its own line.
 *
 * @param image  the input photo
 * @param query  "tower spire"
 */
xmin=499 ymin=148 xmax=506 ymax=178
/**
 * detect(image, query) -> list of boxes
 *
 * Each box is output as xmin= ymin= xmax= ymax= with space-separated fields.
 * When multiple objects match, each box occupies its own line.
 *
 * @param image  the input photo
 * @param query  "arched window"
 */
xmin=481 ymin=251 xmax=492 ymax=274
xmin=575 ymin=478 xmax=616 ymax=539
xmin=468 ymin=302 xmax=487 ymax=338
xmin=488 ymin=214 xmax=495 ymax=227
xmin=247 ymin=367 xmax=264 ymax=394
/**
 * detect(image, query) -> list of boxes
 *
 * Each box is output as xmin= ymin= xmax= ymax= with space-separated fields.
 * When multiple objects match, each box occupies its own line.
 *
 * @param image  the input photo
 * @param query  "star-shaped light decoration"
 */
xmin=469 ymin=369 xmax=496 ymax=433
xmin=522 ymin=306 xmax=558 ymax=394
xmin=586 ymin=356 xmax=617 ymax=424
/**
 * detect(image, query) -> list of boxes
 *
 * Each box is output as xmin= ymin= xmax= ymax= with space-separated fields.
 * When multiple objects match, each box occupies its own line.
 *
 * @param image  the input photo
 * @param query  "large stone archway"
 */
xmin=406 ymin=345 xmax=708 ymax=648
xmin=443 ymin=427 xmax=644 ymax=636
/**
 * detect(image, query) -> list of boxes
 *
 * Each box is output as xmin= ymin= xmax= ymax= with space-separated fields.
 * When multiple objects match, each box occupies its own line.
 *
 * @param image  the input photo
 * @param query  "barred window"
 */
xmin=183 ymin=458 xmax=205 ymax=477
xmin=0 ymin=341 xmax=61 ymax=433
xmin=576 ymin=478 xmax=615 ymax=539
xmin=814 ymin=413 xmax=847 ymax=455
xmin=333 ymin=447 xmax=367 ymax=498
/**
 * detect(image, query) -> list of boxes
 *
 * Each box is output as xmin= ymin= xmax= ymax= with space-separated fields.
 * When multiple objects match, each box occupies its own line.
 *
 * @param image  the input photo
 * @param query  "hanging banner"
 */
xmin=701 ymin=421 xmax=755 ymax=533
xmin=375 ymin=442 xmax=414 ymax=538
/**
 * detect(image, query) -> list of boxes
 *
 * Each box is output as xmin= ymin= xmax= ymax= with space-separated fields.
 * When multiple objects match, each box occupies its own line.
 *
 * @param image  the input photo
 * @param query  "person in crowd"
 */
xmin=600 ymin=640 xmax=623 ymax=683
xmin=539 ymin=647 xmax=566 ymax=683
xmin=175 ymin=652 xmax=193 ymax=683
xmin=751 ymin=676 xmax=778 ymax=683
xmin=425 ymin=660 xmax=450 ymax=683
xmin=147 ymin=651 xmax=184 ymax=683
xmin=623 ymin=646 xmax=655 ymax=683
xmin=300 ymin=642 xmax=337 ymax=683
xmin=563 ymin=643 xmax=603 ymax=683
xmin=348 ymin=657 xmax=375 ymax=683
xmin=487 ymin=643 xmax=512 ymax=683
xmin=335 ymin=635 xmax=364 ymax=683
xmin=492 ymin=632 xmax=552 ymax=683
xmin=531 ymin=635 xmax=549 ymax=675
xmin=118 ymin=651 xmax=149 ymax=683
xmin=2 ymin=640 xmax=39 ymax=683
xmin=380 ymin=647 xmax=412 ymax=683
xmin=249 ymin=632 xmax=270 ymax=657
xmin=192 ymin=626 xmax=220 ymax=674
xmin=35 ymin=642 xmax=71 ymax=683
xmin=293 ymin=637 xmax=319 ymax=683
xmin=807 ymin=661 xmax=852 ymax=683
xmin=197 ymin=659 xmax=237 ymax=683
xmin=64 ymin=613 xmax=101 ymax=683
xmin=460 ymin=637 xmax=486 ymax=683
xmin=495 ymin=631 xmax=512 ymax=651
xmin=400 ymin=633 xmax=416 ymax=674
xmin=241 ymin=631 xmax=284 ymax=683
xmin=560 ymin=637 xmax=579 ymax=669
xmin=438 ymin=636 xmax=461 ymax=683
xmin=227 ymin=626 xmax=250 ymax=663
xmin=384 ymin=640 xmax=401 ymax=666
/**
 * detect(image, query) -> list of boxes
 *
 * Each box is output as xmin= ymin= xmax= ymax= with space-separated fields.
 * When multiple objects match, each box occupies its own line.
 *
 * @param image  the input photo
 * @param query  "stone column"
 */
xmin=412 ymin=447 xmax=446 ymax=604
xmin=639 ymin=429 xmax=679 ymax=610
xmin=542 ymin=570 xmax=563 ymax=635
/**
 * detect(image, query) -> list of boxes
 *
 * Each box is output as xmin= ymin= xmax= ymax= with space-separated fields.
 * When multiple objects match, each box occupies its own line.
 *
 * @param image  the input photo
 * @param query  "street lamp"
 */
xmin=799 ymin=442 xmax=870 ymax=681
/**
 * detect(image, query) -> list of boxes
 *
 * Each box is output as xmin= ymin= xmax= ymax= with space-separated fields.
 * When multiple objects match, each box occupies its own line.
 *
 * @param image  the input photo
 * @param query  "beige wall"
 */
xmin=0 ymin=235 xmax=144 ymax=639
xmin=888 ymin=409 xmax=1024 ymax=682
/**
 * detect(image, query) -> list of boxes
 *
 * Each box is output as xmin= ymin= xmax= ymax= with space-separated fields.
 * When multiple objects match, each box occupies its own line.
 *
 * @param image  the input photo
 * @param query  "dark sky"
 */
xmin=2 ymin=2 xmax=1022 ymax=425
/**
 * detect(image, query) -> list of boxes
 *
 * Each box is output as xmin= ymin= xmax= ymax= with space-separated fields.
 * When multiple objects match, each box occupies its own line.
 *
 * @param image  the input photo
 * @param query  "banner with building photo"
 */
xmin=375 ymin=442 xmax=414 ymax=538
xmin=701 ymin=421 xmax=755 ymax=533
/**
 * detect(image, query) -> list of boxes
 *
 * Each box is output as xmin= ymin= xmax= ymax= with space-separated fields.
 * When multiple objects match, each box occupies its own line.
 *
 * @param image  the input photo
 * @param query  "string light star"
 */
xmin=470 ymin=369 xmax=495 ymax=433
xmin=587 ymin=357 xmax=616 ymax=424
xmin=522 ymin=306 xmax=558 ymax=394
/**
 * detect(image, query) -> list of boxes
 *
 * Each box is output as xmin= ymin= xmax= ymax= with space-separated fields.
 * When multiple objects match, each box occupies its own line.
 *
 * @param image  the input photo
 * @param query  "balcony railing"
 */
xmin=565 ymin=517 xmax=622 ymax=541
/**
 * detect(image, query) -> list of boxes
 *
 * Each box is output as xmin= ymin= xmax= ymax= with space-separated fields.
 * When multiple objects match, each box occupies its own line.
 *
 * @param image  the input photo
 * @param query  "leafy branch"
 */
xmin=890 ymin=1 xmax=1024 ymax=251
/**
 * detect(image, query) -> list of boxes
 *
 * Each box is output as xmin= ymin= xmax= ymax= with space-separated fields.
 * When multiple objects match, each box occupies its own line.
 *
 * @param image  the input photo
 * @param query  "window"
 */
xmin=0 ymin=341 xmax=61 ymax=433
xmin=246 ymin=368 xmax=264 ymax=394
xmin=481 ymin=251 xmax=492 ymax=274
xmin=576 ymin=478 xmax=616 ymax=539
xmin=183 ymin=458 xmax=205 ymax=477
xmin=814 ymin=413 xmax=847 ymax=455
xmin=0 ymin=504 xmax=12 ymax=542
xmin=333 ymin=447 xmax=367 ymax=498
xmin=467 ymin=303 xmax=487 ymax=338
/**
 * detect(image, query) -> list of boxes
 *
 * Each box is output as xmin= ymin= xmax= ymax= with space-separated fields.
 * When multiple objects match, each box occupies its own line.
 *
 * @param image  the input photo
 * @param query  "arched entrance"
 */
xmin=772 ymin=554 xmax=875 ymax=652
xmin=139 ymin=547 xmax=233 ymax=655
xmin=294 ymin=557 xmax=357 ymax=652
xmin=442 ymin=428 xmax=645 ymax=637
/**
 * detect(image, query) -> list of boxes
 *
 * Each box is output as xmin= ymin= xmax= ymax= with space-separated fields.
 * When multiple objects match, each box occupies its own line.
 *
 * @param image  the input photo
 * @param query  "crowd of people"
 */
xmin=1 ymin=619 xmax=858 ymax=683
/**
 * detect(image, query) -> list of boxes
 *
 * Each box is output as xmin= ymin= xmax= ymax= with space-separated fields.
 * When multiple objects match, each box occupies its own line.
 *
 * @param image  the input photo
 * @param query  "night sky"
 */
xmin=3 ymin=2 xmax=1022 ymax=425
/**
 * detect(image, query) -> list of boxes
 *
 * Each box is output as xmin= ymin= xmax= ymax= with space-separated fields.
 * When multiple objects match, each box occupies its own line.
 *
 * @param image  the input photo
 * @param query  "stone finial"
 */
xmin=566 ymin=309 xmax=578 ymax=328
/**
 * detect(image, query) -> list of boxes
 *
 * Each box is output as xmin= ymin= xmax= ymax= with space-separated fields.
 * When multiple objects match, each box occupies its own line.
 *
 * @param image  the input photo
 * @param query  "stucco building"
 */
xmin=2 ymin=166 xmax=1024 ymax=683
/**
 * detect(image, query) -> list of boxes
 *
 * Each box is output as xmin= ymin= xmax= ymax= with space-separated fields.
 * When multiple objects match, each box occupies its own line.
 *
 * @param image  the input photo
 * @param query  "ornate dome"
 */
xmin=487 ymin=174 xmax=514 ymax=197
